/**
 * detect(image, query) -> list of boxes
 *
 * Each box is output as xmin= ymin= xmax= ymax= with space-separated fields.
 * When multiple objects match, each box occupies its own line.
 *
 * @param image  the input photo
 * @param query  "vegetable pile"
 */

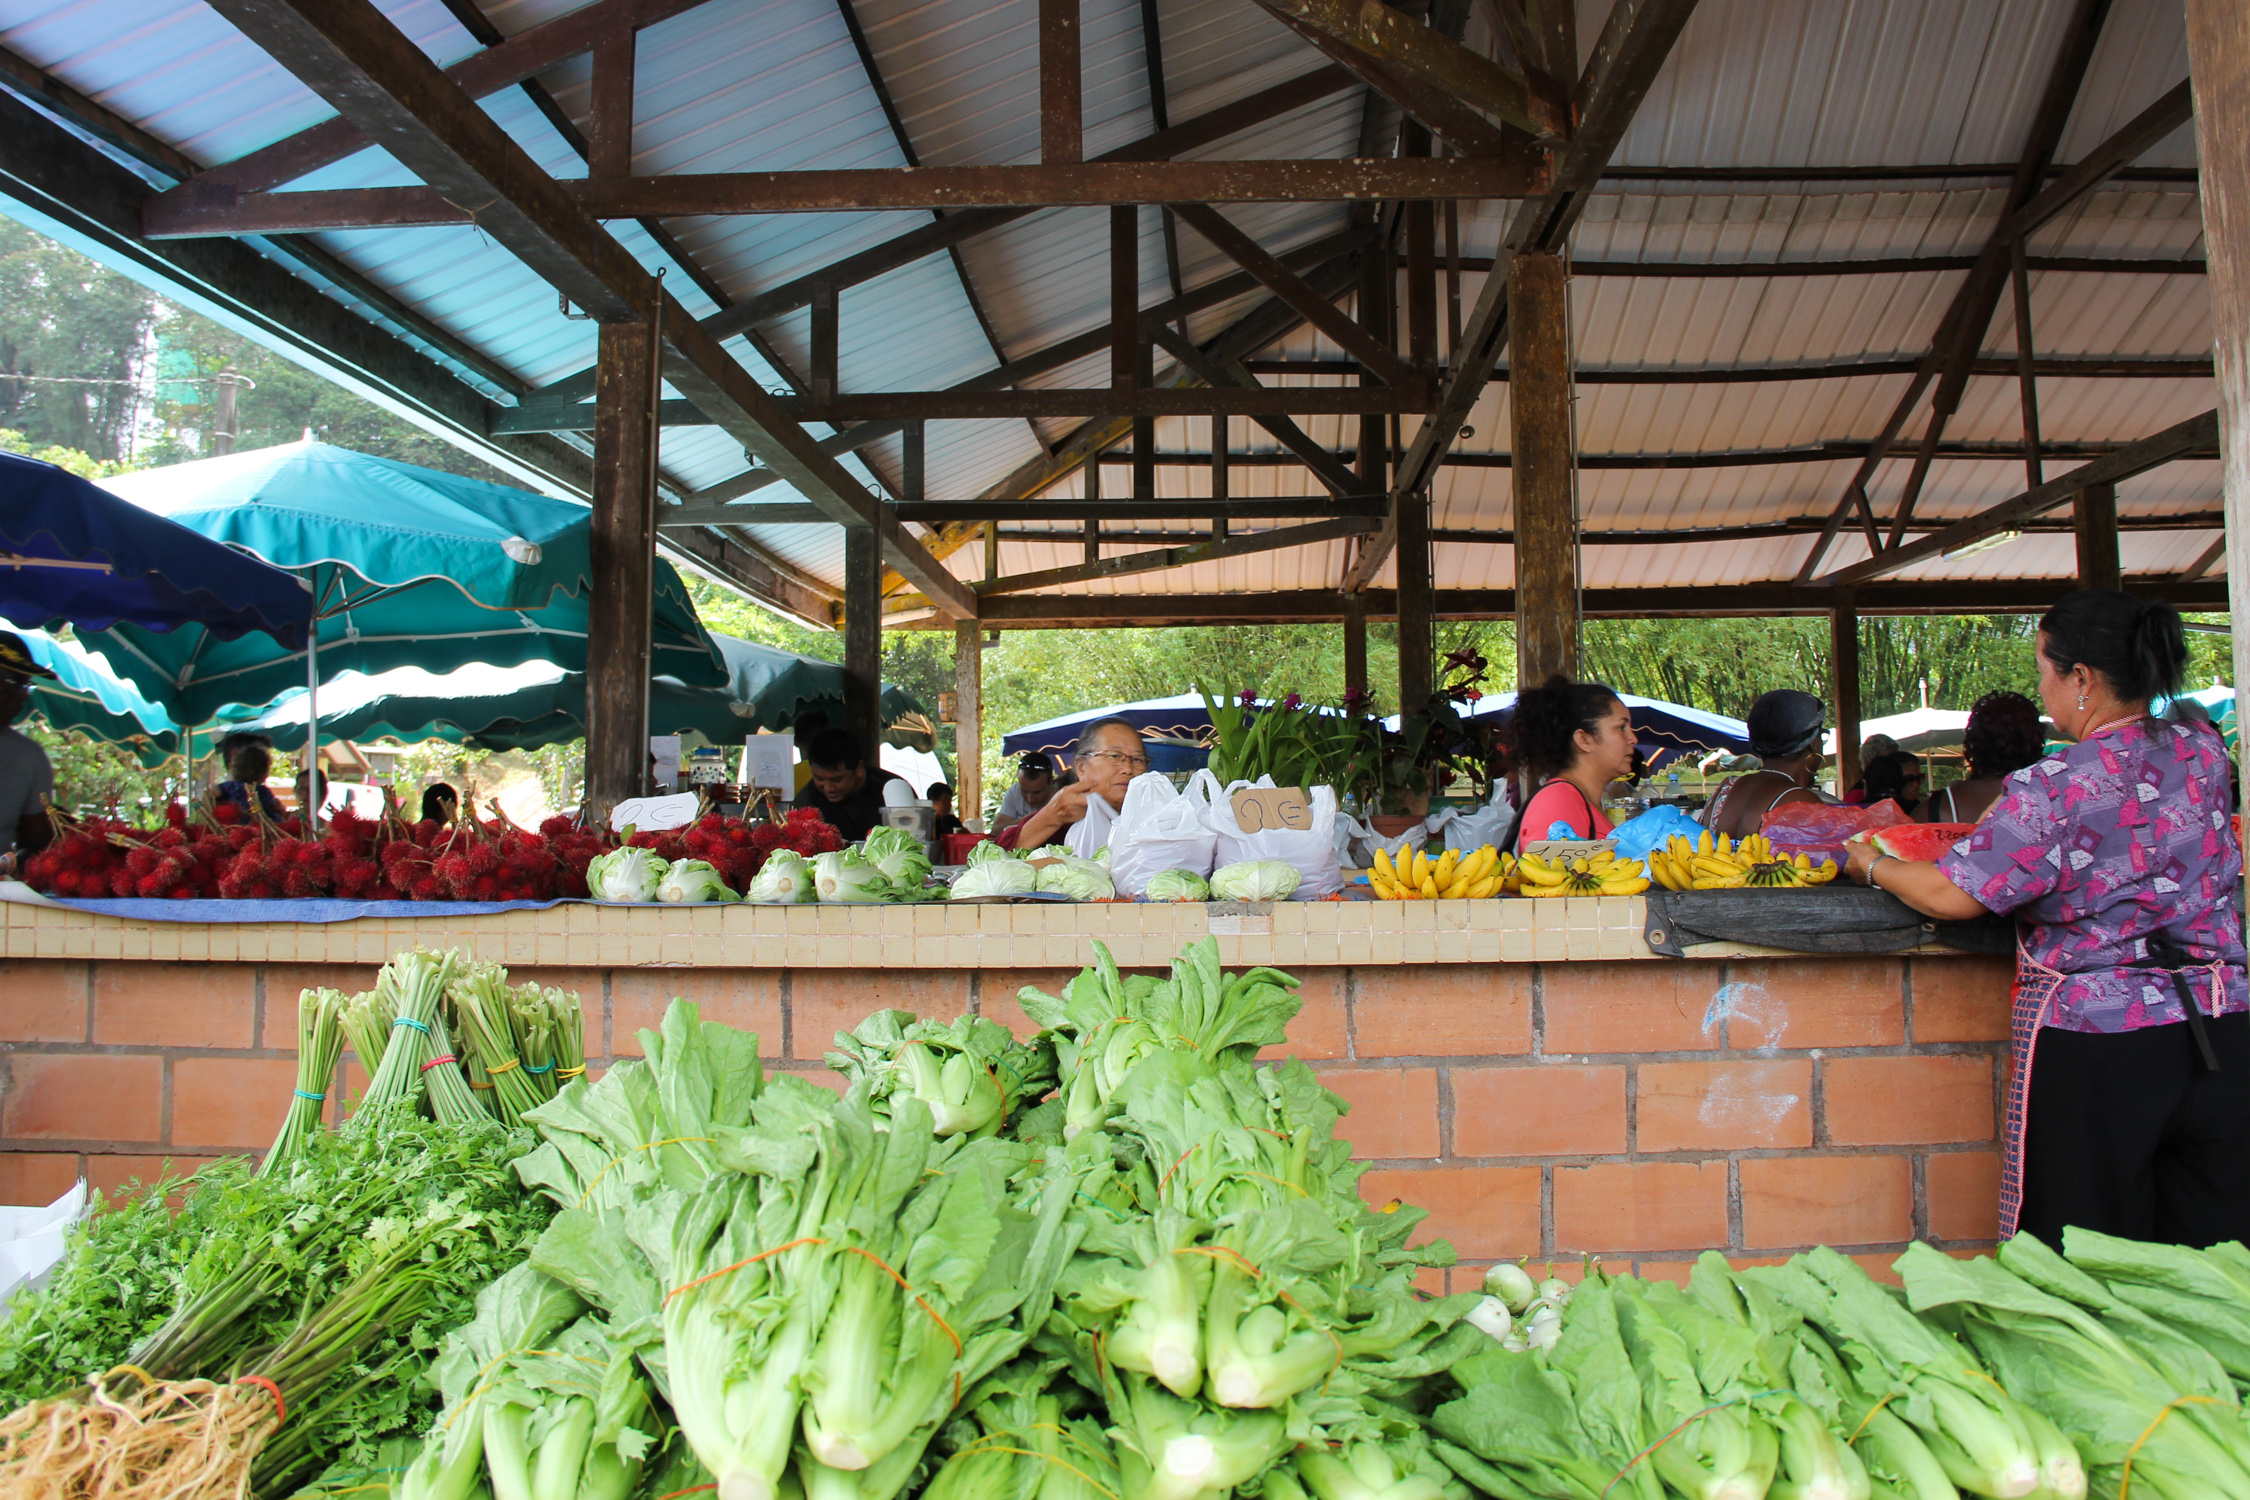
xmin=20 ymin=938 xmax=2250 ymax=1500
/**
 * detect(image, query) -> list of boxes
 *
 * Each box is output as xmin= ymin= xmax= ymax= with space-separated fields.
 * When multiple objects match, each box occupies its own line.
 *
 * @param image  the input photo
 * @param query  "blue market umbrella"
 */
xmin=707 ymin=634 xmax=928 ymax=729
xmin=1455 ymin=692 xmax=1751 ymax=769
xmin=0 ymin=449 xmax=310 ymax=644
xmin=75 ymin=441 xmax=727 ymax=729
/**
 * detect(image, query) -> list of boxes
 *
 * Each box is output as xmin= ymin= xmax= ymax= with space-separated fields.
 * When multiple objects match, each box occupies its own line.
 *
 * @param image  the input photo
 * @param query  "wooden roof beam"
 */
xmin=1813 ymin=410 xmax=2219 ymax=588
xmin=204 ymin=0 xmax=976 ymax=620
xmin=1349 ymin=0 xmax=1704 ymax=590
xmin=1241 ymin=0 xmax=1566 ymax=147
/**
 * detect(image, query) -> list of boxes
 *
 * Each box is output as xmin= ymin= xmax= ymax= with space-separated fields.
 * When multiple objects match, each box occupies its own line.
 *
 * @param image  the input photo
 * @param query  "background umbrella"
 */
xmin=22 ymin=630 xmax=187 ymax=767
xmin=75 ymin=442 xmax=727 ymax=744
xmin=0 ymin=449 xmax=310 ymax=644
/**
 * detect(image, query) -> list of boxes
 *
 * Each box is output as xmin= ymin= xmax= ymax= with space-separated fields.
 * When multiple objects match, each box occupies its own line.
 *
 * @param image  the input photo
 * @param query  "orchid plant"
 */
xmin=1197 ymin=686 xmax=1378 ymax=799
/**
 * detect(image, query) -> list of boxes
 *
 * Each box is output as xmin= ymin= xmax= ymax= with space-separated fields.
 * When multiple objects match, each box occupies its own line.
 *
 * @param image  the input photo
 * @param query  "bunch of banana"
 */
xmin=1368 ymin=843 xmax=1510 ymax=899
xmin=1648 ymin=830 xmax=1839 ymax=890
xmin=1515 ymin=847 xmax=1651 ymax=896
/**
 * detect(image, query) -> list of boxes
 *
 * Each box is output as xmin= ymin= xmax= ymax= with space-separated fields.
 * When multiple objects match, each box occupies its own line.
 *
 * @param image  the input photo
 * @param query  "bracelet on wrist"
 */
xmin=1866 ymin=853 xmax=1895 ymax=889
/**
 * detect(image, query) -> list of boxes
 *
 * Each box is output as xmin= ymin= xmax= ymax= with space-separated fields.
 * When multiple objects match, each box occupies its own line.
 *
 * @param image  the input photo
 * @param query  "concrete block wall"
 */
xmin=0 ymin=952 xmax=2012 ymax=1283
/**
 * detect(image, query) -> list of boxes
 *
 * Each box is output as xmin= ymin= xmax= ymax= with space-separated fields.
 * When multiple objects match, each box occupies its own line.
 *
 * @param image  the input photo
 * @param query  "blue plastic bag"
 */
xmin=1610 ymin=803 xmax=1702 ymax=863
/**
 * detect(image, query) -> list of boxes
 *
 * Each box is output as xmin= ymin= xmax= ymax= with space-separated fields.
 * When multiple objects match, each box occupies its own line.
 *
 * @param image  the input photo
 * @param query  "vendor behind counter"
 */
xmin=797 ymin=727 xmax=906 ymax=841
xmin=999 ymin=718 xmax=1147 ymax=855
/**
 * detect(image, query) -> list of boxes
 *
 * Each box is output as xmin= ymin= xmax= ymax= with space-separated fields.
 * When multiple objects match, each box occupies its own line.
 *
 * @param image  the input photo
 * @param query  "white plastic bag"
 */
xmin=0 ymin=1179 xmax=88 ymax=1312
xmin=1441 ymin=788 xmax=1517 ymax=852
xmin=1336 ymin=814 xmax=1430 ymax=870
xmin=1105 ymin=770 xmax=1220 ymax=898
xmin=1206 ymin=777 xmax=1341 ymax=899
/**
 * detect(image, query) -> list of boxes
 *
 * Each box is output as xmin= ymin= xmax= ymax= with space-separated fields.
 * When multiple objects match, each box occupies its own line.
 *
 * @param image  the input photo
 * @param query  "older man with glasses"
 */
xmin=999 ymin=717 xmax=1149 ymax=856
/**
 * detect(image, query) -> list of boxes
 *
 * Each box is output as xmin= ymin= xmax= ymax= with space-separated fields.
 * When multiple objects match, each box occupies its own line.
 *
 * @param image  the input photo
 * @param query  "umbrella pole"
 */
xmin=304 ymin=627 xmax=319 ymax=818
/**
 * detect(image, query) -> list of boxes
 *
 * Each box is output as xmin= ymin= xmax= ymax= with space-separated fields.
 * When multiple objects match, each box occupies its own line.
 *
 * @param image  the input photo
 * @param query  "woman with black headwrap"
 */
xmin=1703 ymin=689 xmax=1835 ymax=839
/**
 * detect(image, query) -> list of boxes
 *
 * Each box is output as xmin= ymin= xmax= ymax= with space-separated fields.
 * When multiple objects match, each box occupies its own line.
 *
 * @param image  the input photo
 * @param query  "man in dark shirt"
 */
xmin=798 ymin=728 xmax=905 ymax=841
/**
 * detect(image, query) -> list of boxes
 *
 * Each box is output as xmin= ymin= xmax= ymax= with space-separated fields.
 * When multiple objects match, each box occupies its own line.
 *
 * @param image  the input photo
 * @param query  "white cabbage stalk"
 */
xmin=1035 ymin=856 xmax=1114 ymax=901
xmin=1208 ymin=860 xmax=1302 ymax=902
xmin=745 ymin=850 xmax=816 ymax=903
xmin=813 ymin=848 xmax=893 ymax=903
xmin=1464 ymin=1296 xmax=1514 ymax=1342
xmin=1484 ymin=1262 xmax=1539 ymax=1314
xmin=586 ymin=847 xmax=668 ymax=903
xmin=1142 ymin=868 xmax=1211 ymax=901
xmin=656 ymin=859 xmax=738 ymax=904
xmin=948 ymin=859 xmax=1036 ymax=898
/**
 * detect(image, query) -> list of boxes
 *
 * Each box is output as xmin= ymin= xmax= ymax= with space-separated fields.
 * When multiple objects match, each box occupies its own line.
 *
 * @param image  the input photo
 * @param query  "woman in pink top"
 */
xmin=1504 ymin=675 xmax=1638 ymax=852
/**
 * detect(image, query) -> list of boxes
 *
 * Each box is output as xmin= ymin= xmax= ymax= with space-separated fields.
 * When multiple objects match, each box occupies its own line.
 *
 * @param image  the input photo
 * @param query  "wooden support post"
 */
xmin=983 ymin=518 xmax=1000 ymax=581
xmin=1443 ymin=197 xmax=1462 ymax=362
xmin=1831 ymin=596 xmax=1862 ymax=793
xmin=843 ymin=526 xmax=882 ymax=766
xmin=901 ymin=418 xmax=925 ymax=503
xmin=587 ymin=319 xmax=658 ymax=816
xmin=2186 ymin=0 xmax=2250 ymax=745
xmin=2076 ymin=482 xmax=2121 ymax=590
xmin=1510 ymin=250 xmax=1578 ymax=685
xmin=1356 ymin=248 xmax=1389 ymax=491
xmin=1396 ymin=491 xmax=1433 ymax=713
xmin=810 ymin=280 xmax=838 ymax=402
xmin=1112 ymin=205 xmax=1138 ymax=390
xmin=1084 ymin=515 xmax=1100 ymax=564
xmin=1343 ymin=589 xmax=1367 ymax=699
xmin=1403 ymin=127 xmax=1437 ymax=375
xmin=2011 ymin=241 xmax=2045 ymax=489
xmin=588 ymin=23 xmax=635 ymax=179
xmin=953 ymin=619 xmax=983 ymax=829
xmin=1211 ymin=415 xmax=1228 ymax=542
xmin=1040 ymin=0 xmax=1082 ymax=164
xmin=1135 ymin=338 xmax=1156 ymax=500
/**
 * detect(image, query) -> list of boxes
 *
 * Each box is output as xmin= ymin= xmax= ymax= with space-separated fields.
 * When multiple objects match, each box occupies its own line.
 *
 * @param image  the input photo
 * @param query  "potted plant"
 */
xmin=1377 ymin=646 xmax=1502 ymax=825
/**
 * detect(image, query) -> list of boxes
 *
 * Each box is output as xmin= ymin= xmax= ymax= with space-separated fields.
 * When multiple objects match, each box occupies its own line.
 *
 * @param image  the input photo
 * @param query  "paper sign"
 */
xmin=1231 ymin=786 xmax=1314 ymax=832
xmin=739 ymin=735 xmax=795 ymax=790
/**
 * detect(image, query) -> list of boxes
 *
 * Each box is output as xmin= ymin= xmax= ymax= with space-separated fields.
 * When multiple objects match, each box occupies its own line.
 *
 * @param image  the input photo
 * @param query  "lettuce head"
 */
xmin=813 ymin=847 xmax=895 ymax=903
xmin=949 ymin=858 xmax=1037 ymax=899
xmin=745 ymin=849 xmax=816 ymax=903
xmin=587 ymin=846 xmax=668 ymax=903
xmin=1209 ymin=860 xmax=1302 ymax=902
xmin=656 ymin=859 xmax=739 ymax=904
xmin=1035 ymin=855 xmax=1114 ymax=901
xmin=1143 ymin=868 xmax=1211 ymax=902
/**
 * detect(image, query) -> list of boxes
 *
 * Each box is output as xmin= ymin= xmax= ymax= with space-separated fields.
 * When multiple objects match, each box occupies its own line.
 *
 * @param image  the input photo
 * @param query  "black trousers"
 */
xmin=2019 ymin=1010 xmax=2250 ymax=1248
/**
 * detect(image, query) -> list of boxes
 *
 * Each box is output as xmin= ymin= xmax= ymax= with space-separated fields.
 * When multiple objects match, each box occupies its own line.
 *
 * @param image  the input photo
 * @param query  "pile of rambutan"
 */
xmin=21 ymin=791 xmax=622 ymax=905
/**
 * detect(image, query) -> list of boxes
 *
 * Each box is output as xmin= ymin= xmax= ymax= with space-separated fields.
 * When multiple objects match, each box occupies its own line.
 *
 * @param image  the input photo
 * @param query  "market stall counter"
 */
xmin=0 ymin=895 xmax=2010 ymax=1284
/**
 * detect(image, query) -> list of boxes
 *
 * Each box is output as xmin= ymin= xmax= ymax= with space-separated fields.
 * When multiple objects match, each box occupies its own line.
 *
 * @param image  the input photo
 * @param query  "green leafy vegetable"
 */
xmin=657 ymin=859 xmax=741 ymax=904
xmin=1142 ymin=868 xmax=1212 ymax=902
xmin=746 ymin=849 xmax=817 ymax=902
xmin=1208 ymin=861 xmax=1302 ymax=902
xmin=587 ymin=846 xmax=669 ymax=902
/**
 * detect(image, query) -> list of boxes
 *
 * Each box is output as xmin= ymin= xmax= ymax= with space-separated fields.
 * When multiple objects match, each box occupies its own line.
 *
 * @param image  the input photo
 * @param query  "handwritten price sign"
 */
xmin=1230 ymin=787 xmax=1314 ymax=832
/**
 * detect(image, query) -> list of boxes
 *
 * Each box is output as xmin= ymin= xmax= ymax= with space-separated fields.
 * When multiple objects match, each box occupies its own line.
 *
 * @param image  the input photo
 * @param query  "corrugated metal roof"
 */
xmin=0 ymin=0 xmax=2220 ymax=612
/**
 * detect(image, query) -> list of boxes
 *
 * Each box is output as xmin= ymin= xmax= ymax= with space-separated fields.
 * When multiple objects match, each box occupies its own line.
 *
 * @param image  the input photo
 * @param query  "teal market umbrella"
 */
xmin=227 ymin=655 xmax=930 ymax=756
xmin=75 ymin=442 xmax=727 ymax=736
xmin=22 ymin=629 xmax=188 ymax=767
xmin=706 ymin=634 xmax=927 ymax=730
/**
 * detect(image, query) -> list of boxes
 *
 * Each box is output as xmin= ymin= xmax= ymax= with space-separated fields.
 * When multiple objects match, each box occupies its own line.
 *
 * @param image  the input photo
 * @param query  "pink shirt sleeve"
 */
xmin=1516 ymin=783 xmax=1613 ymax=849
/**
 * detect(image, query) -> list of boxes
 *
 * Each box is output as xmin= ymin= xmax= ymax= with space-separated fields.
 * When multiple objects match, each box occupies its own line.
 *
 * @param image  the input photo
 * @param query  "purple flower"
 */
xmin=1282 ymin=693 xmax=1303 ymax=711
xmin=1239 ymin=690 xmax=1257 ymax=707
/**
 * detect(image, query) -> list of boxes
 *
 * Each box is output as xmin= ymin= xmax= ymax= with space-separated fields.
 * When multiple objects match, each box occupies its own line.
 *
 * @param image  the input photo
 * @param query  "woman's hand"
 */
xmin=1846 ymin=843 xmax=1992 ymax=920
xmin=1844 ymin=838 xmax=1883 ymax=885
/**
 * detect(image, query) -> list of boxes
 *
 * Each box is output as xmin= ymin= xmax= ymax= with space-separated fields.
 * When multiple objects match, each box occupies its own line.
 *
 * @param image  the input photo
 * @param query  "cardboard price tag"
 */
xmin=1230 ymin=786 xmax=1314 ymax=833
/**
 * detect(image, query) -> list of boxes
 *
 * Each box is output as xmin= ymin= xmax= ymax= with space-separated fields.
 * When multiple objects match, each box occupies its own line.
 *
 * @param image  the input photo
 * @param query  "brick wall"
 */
xmin=0 ymin=952 xmax=2012 ymax=1282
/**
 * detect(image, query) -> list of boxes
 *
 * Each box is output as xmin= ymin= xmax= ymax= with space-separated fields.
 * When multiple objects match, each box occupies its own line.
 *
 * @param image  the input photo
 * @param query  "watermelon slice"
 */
xmin=1850 ymin=823 xmax=1975 ymax=861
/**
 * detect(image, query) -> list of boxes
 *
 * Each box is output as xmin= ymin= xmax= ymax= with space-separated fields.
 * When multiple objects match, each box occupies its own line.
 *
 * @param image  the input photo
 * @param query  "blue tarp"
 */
xmin=0 ymin=450 xmax=311 ymax=645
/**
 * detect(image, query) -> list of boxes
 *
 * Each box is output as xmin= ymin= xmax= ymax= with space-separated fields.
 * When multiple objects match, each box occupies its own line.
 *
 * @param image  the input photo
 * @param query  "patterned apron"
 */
xmin=1998 ymin=938 xmax=2227 ymax=1239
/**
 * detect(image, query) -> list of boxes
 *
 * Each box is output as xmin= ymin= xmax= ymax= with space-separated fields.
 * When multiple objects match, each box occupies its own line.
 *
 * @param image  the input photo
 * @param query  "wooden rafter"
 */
xmin=201 ymin=0 xmax=978 ymax=620
xmin=1349 ymin=0 xmax=1705 ymax=590
xmin=1814 ymin=411 xmax=2220 ymax=588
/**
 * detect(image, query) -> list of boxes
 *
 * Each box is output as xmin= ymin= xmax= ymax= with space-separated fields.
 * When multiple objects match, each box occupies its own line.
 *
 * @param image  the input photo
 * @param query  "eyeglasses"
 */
xmin=1085 ymin=751 xmax=1150 ymax=769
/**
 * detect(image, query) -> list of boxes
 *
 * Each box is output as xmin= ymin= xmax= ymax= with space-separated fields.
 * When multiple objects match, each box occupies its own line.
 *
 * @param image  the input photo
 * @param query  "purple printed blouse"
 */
xmin=1938 ymin=718 xmax=2248 ymax=1033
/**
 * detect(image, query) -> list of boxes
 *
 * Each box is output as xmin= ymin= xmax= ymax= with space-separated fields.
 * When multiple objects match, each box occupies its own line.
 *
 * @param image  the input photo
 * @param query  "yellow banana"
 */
xmin=1466 ymin=875 xmax=1498 ymax=899
xmin=1373 ymin=846 xmax=1396 ymax=882
xmin=1419 ymin=875 xmax=1439 ymax=900
xmin=1434 ymin=849 xmax=1460 ymax=886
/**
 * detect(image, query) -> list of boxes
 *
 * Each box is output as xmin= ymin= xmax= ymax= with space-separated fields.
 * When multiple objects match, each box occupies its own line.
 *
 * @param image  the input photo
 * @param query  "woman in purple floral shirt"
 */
xmin=1842 ymin=591 xmax=2248 ymax=1247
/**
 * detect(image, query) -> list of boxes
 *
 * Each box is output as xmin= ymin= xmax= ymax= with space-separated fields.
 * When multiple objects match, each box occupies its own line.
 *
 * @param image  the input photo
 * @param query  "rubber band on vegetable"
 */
xmin=840 ymin=1243 xmax=965 ymax=1359
xmin=665 ymin=1236 xmax=829 ymax=1306
xmin=1172 ymin=1244 xmax=1262 ymax=1278
xmin=391 ymin=1016 xmax=431 ymax=1034
xmin=656 ymin=1485 xmax=718 ymax=1500
xmin=419 ymin=1054 xmax=457 ymax=1072
xmin=469 ymin=1081 xmax=496 ymax=1090
xmin=236 ymin=1374 xmax=285 ymax=1425
xmin=526 ymin=1060 xmax=554 ymax=1074
xmin=1845 ymin=1392 xmax=1900 ymax=1445
xmin=2120 ymin=1395 xmax=2220 ymax=1497
xmin=1597 ymin=1393 xmax=1794 ymax=1499
xmin=1158 ymin=1144 xmax=1199 ymax=1197
xmin=293 ymin=1088 xmax=326 ymax=1102
xmin=557 ymin=1065 xmax=587 ymax=1078
xmin=958 ymin=1443 xmax=1121 ymax=1500
xmin=487 ymin=1058 xmax=522 ymax=1075
xmin=576 ymin=1136 xmax=719 ymax=1206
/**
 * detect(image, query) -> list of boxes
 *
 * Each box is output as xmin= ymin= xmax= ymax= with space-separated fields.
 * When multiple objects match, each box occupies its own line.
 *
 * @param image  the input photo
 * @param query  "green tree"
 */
xmin=0 ymin=221 xmax=155 ymax=461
